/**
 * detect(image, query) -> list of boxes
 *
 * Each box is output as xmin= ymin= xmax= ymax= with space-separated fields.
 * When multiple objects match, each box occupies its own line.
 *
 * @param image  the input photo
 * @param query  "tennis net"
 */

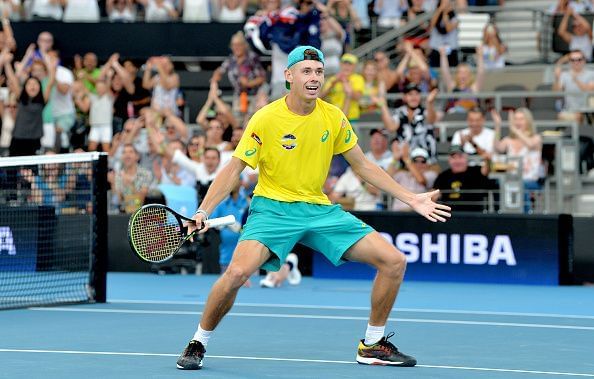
xmin=0 ymin=152 xmax=108 ymax=310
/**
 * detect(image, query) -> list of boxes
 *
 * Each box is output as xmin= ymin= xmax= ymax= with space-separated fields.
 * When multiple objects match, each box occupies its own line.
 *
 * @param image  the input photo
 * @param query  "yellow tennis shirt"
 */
xmin=233 ymin=97 xmax=358 ymax=205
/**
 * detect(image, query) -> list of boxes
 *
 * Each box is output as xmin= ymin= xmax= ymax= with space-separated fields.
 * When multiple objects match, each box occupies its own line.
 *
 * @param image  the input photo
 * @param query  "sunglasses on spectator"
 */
xmin=188 ymin=142 xmax=201 ymax=147
xmin=413 ymin=158 xmax=427 ymax=164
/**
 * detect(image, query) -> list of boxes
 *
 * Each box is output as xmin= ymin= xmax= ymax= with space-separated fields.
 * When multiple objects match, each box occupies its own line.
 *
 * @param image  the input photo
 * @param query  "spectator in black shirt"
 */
xmin=432 ymin=144 xmax=493 ymax=212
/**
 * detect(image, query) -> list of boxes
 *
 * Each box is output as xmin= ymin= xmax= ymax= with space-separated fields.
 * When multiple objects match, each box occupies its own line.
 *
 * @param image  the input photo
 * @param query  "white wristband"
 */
xmin=194 ymin=209 xmax=209 ymax=219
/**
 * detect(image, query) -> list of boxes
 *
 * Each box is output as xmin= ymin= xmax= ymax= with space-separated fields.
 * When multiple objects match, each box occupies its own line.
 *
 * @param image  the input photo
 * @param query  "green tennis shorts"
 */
xmin=239 ymin=196 xmax=374 ymax=271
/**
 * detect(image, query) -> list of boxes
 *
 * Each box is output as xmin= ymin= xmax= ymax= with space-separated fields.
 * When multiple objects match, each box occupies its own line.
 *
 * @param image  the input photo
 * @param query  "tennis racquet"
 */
xmin=127 ymin=204 xmax=236 ymax=263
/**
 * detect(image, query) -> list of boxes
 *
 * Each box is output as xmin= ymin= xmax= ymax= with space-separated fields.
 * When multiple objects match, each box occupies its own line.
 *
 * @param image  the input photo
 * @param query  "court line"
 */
xmin=0 ymin=348 xmax=593 ymax=377
xmin=109 ymin=299 xmax=594 ymax=320
xmin=29 ymin=307 xmax=594 ymax=331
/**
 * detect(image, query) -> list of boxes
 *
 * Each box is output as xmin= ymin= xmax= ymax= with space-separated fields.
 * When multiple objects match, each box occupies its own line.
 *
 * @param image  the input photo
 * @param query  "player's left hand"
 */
xmin=409 ymin=190 xmax=451 ymax=222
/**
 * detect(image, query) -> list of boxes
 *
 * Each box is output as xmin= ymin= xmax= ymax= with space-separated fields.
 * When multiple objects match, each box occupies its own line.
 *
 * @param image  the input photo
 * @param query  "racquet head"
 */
xmin=127 ymin=204 xmax=196 ymax=263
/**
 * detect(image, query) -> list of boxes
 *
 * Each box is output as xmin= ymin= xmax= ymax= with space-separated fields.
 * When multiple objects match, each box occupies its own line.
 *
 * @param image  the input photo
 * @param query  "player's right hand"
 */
xmin=188 ymin=212 xmax=209 ymax=240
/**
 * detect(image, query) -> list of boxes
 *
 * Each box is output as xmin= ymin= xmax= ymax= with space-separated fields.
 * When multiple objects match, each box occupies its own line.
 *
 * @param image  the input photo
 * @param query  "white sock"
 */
xmin=364 ymin=324 xmax=385 ymax=346
xmin=192 ymin=324 xmax=212 ymax=346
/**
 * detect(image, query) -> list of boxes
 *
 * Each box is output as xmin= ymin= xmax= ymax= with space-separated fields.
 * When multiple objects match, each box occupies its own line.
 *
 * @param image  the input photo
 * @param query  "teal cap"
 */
xmin=285 ymin=46 xmax=325 ymax=89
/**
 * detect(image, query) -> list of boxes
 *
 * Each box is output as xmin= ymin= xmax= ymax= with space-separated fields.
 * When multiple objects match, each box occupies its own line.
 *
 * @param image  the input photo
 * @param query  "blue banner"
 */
xmin=313 ymin=212 xmax=564 ymax=285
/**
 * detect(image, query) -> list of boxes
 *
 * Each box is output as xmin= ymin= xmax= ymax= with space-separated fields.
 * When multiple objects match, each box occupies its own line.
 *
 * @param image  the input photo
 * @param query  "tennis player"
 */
xmin=177 ymin=46 xmax=451 ymax=370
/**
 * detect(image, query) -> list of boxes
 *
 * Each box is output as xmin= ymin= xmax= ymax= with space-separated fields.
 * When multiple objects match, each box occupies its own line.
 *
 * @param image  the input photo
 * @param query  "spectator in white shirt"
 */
xmin=553 ymin=49 xmax=594 ymax=122
xmin=450 ymin=107 xmax=495 ymax=158
xmin=329 ymin=167 xmax=381 ymax=210
xmin=140 ymin=0 xmax=179 ymax=21
xmin=62 ymin=0 xmax=100 ymax=21
xmin=364 ymin=128 xmax=392 ymax=169
xmin=557 ymin=7 xmax=593 ymax=62
xmin=107 ymin=0 xmax=136 ymax=22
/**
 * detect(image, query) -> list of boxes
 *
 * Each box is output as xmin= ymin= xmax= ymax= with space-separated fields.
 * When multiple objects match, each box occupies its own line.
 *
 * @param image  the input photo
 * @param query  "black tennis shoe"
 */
xmin=176 ymin=340 xmax=205 ymax=370
xmin=356 ymin=332 xmax=417 ymax=366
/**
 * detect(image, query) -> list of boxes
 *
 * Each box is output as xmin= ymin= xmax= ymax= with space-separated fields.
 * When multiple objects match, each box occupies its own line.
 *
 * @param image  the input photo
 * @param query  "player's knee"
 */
xmin=223 ymin=265 xmax=250 ymax=287
xmin=380 ymin=251 xmax=407 ymax=278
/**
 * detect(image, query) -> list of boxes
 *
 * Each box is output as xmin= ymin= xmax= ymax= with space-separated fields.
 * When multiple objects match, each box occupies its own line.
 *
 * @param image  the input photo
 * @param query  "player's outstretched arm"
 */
xmin=343 ymin=145 xmax=451 ymax=222
xmin=188 ymin=157 xmax=247 ymax=235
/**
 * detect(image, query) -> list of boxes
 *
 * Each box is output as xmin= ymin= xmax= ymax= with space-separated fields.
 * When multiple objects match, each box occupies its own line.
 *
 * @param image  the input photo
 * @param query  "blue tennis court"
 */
xmin=1 ymin=273 xmax=593 ymax=378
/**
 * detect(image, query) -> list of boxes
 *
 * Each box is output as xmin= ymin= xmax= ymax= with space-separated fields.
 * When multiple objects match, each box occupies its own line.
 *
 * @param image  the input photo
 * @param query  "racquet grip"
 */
xmin=206 ymin=215 xmax=236 ymax=228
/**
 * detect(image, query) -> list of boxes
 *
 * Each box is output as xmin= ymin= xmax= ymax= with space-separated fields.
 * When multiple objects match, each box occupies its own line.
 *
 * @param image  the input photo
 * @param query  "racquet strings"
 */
xmin=130 ymin=206 xmax=186 ymax=262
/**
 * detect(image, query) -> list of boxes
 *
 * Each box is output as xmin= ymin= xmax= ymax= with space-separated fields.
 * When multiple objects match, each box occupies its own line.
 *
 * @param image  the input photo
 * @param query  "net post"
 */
xmin=91 ymin=152 xmax=108 ymax=303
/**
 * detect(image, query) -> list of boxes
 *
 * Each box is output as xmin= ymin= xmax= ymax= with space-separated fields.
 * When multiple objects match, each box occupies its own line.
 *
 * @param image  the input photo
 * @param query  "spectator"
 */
xmin=161 ymin=110 xmax=189 ymax=143
xmin=321 ymin=53 xmax=365 ymax=122
xmin=181 ymin=0 xmax=211 ymax=22
xmin=450 ymin=107 xmax=495 ymax=158
xmin=210 ymin=180 xmax=249 ymax=272
xmin=153 ymin=139 xmax=196 ymax=187
xmin=103 ymin=54 xmax=136 ymax=131
xmin=364 ymin=128 xmax=392 ymax=169
xmin=164 ymin=145 xmax=222 ymax=202
xmin=439 ymin=45 xmax=485 ymax=114
xmin=373 ymin=50 xmax=400 ymax=92
xmin=433 ymin=144 xmax=492 ymax=212
xmin=204 ymin=118 xmax=229 ymax=151
xmin=71 ymin=79 xmax=90 ymax=150
xmin=0 ymin=1 xmax=21 ymax=21
xmin=85 ymin=76 xmax=115 ymax=152
xmin=480 ymin=23 xmax=507 ymax=70
xmin=0 ymin=18 xmax=16 ymax=52
xmin=259 ymin=253 xmax=302 ymax=287
xmin=215 ymin=0 xmax=247 ymax=22
xmin=63 ymin=0 xmax=100 ymax=22
xmin=548 ymin=0 xmax=587 ymax=15
xmin=493 ymin=108 xmax=543 ymax=212
xmin=27 ymin=151 xmax=71 ymax=213
xmin=110 ymin=143 xmax=153 ymax=213
xmin=212 ymin=31 xmax=266 ymax=117
xmin=186 ymin=134 xmax=205 ymax=163
xmin=0 ymin=94 xmax=17 ymax=156
xmin=387 ymin=142 xmax=437 ymax=211
xmin=319 ymin=12 xmax=346 ymax=76
xmin=3 ymin=50 xmax=53 ymax=156
xmin=143 ymin=56 xmax=181 ymax=116
xmin=327 ymin=0 xmax=361 ymax=49
xmin=196 ymin=81 xmax=239 ymax=139
xmin=428 ymin=0 xmax=459 ymax=67
xmin=380 ymin=84 xmax=438 ymax=162
xmin=557 ymin=7 xmax=593 ymax=62
xmin=351 ymin=0 xmax=371 ymax=30
xmin=553 ymin=50 xmax=594 ymax=122
xmin=74 ymin=52 xmax=101 ymax=93
xmin=395 ymin=42 xmax=434 ymax=93
xmin=139 ymin=0 xmax=179 ymax=21
xmin=329 ymin=167 xmax=381 ymax=210
xmin=107 ymin=0 xmax=136 ymax=22
xmin=359 ymin=59 xmax=386 ymax=115
xmin=49 ymin=65 xmax=76 ymax=152
xmin=374 ymin=0 xmax=403 ymax=29
xmin=401 ymin=0 xmax=430 ymax=49
xmin=122 ymin=59 xmax=152 ymax=116
xmin=29 ymin=0 xmax=62 ymax=20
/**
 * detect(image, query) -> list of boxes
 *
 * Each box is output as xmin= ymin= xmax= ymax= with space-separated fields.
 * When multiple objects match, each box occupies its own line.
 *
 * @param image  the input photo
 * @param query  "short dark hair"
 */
xmin=203 ymin=147 xmax=220 ymax=158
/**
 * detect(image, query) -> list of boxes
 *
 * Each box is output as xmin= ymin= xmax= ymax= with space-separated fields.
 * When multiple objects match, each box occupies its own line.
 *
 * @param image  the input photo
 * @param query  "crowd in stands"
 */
xmin=2 ymin=0 xmax=594 ymax=236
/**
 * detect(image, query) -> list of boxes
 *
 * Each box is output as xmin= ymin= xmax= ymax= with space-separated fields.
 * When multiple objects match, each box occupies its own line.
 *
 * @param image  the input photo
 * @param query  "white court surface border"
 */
xmin=28 ymin=307 xmax=594 ymax=331
xmin=0 ymin=348 xmax=593 ymax=377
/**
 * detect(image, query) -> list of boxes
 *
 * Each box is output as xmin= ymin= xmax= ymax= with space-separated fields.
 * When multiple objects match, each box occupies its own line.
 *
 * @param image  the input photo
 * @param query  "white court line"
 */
xmin=109 ymin=299 xmax=594 ymax=320
xmin=28 ymin=307 xmax=594 ymax=331
xmin=0 ymin=348 xmax=593 ymax=377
